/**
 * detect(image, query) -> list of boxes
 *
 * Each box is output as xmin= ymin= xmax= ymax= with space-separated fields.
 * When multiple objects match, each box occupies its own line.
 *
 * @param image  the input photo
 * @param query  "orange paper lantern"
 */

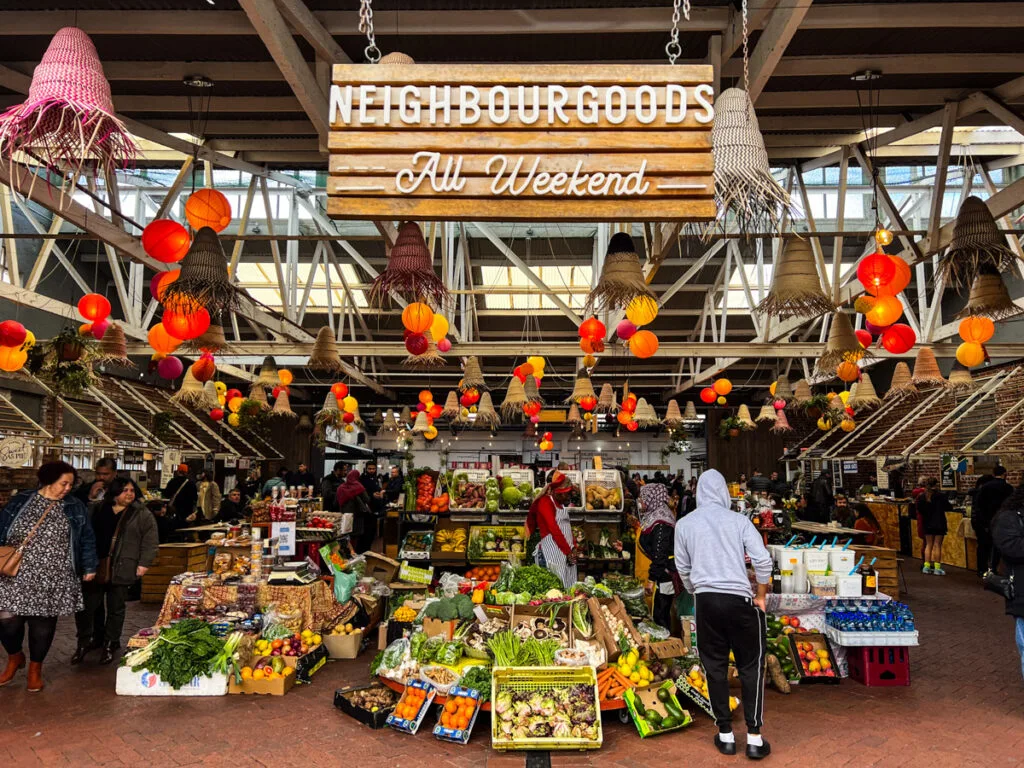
xmin=958 ymin=316 xmax=995 ymax=344
xmin=628 ymin=330 xmax=659 ymax=359
xmin=579 ymin=394 xmax=597 ymax=411
xmin=401 ymin=302 xmax=434 ymax=333
xmin=865 ymin=295 xmax=902 ymax=327
xmin=0 ymin=345 xmax=27 ymax=372
xmin=78 ymin=293 xmax=111 ymax=322
xmin=331 ymin=382 xmax=349 ymax=399
xmin=277 ymin=369 xmax=293 ymax=387
xmin=713 ymin=378 xmax=733 ymax=396
xmin=142 ymin=219 xmax=191 ymax=263
xmin=836 ymin=361 xmax=860 ymax=383
xmin=617 ymin=410 xmax=633 ymax=425
xmin=956 ymin=341 xmax=986 ymax=368
xmin=185 ymin=188 xmax=232 ymax=233
xmin=191 ymin=356 xmax=216 ymax=383
xmin=162 ymin=306 xmax=211 ymax=340
xmin=147 ymin=322 xmax=182 ymax=354
xmin=887 ymin=255 xmax=912 ymax=295
xmin=418 ymin=389 xmax=433 ymax=404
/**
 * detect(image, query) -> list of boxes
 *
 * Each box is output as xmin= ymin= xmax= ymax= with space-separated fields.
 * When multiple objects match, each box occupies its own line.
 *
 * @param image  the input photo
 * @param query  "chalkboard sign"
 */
xmin=940 ymin=454 xmax=964 ymax=490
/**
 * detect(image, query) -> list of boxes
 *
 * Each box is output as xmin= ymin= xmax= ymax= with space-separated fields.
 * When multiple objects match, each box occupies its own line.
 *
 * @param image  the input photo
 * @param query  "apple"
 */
xmin=271 ymin=649 xmax=281 ymax=656
xmin=789 ymin=617 xmax=801 ymax=629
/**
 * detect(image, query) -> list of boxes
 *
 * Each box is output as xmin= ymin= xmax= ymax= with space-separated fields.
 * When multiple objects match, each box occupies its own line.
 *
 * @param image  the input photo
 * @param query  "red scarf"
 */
xmin=336 ymin=470 xmax=365 ymax=507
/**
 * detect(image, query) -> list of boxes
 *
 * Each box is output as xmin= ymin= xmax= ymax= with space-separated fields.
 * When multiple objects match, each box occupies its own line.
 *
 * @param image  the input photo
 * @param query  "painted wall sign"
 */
xmin=0 ymin=436 xmax=32 ymax=467
xmin=328 ymin=64 xmax=716 ymax=221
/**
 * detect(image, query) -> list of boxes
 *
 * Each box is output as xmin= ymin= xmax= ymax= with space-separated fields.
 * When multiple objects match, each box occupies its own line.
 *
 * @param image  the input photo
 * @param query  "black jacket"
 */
xmin=89 ymin=500 xmax=159 ymax=586
xmin=747 ymin=475 xmax=773 ymax=493
xmin=215 ymin=498 xmax=248 ymax=523
xmin=321 ymin=473 xmax=345 ymax=512
xmin=163 ymin=476 xmax=198 ymax=527
xmin=361 ymin=473 xmax=384 ymax=515
xmin=973 ymin=477 xmax=1013 ymax=532
xmin=992 ymin=505 xmax=1024 ymax=618
xmin=638 ymin=522 xmax=675 ymax=583
xmin=770 ymin=479 xmax=792 ymax=497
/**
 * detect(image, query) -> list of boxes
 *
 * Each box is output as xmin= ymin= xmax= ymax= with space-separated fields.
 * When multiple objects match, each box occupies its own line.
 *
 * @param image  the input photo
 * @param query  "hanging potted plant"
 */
xmin=803 ymin=393 xmax=831 ymax=419
xmin=719 ymin=415 xmax=743 ymax=439
xmin=50 ymin=326 xmax=91 ymax=362
xmin=152 ymin=411 xmax=176 ymax=442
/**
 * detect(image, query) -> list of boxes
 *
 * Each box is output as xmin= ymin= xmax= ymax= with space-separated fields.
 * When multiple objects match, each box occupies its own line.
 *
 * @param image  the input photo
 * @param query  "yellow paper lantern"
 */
xmin=839 ymin=390 xmax=850 ymax=404
xmin=716 ymin=396 xmax=727 ymax=405
xmin=625 ymin=295 xmax=659 ymax=327
xmin=713 ymin=378 xmax=732 ymax=396
xmin=227 ymin=413 xmax=241 ymax=427
xmin=840 ymin=418 xmax=856 ymax=432
xmin=817 ymin=416 xmax=833 ymax=431
xmin=278 ymin=369 xmax=293 ymax=386
xmin=20 ymin=330 xmax=35 ymax=350
xmin=769 ymin=381 xmax=777 ymax=396
xmin=527 ymin=356 xmax=546 ymax=372
xmin=582 ymin=354 xmax=597 ymax=368
xmin=79 ymin=323 xmax=93 ymax=336
xmin=228 ymin=396 xmax=244 ymax=413
xmin=342 ymin=395 xmax=358 ymax=413
xmin=0 ymin=345 xmax=27 ymax=372
xmin=874 ymin=228 xmax=894 ymax=247
xmin=429 ymin=314 xmax=449 ymax=341
xmin=344 ymin=424 xmax=355 ymax=433
xmin=215 ymin=381 xmax=227 ymax=394
xmin=424 ymin=425 xmax=439 ymax=440
xmin=956 ymin=341 xmax=986 ymax=368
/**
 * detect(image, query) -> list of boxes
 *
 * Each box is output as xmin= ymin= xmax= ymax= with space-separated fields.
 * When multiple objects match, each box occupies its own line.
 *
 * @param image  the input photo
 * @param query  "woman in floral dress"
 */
xmin=0 ymin=461 xmax=97 ymax=691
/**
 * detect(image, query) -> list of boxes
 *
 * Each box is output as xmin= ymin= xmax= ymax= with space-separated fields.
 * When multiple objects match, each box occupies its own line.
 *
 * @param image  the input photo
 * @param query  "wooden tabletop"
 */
xmin=791 ymin=521 xmax=869 ymax=537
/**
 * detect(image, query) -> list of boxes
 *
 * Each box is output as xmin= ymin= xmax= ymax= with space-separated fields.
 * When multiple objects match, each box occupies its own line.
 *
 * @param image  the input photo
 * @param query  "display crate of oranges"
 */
xmin=386 ymin=679 xmax=436 ymax=734
xmin=433 ymin=686 xmax=483 ymax=744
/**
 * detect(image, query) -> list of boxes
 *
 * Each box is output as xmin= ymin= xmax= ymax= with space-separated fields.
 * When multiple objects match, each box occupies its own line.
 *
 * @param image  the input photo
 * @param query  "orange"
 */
xmin=240 ymin=667 xmax=253 ymax=680
xmin=252 ymin=669 xmax=265 ymax=680
xmin=445 ymin=700 xmax=458 ymax=714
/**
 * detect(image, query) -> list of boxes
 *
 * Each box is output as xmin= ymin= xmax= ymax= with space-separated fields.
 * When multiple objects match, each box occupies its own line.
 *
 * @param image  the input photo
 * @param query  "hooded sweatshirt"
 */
xmin=674 ymin=470 xmax=773 ymax=598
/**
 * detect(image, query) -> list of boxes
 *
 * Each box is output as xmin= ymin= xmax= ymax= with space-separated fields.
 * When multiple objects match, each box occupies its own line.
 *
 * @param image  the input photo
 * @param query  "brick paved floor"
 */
xmin=1 ymin=562 xmax=1022 ymax=768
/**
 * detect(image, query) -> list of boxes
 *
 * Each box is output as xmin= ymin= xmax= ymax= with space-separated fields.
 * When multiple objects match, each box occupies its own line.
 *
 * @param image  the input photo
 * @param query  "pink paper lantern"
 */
xmin=91 ymin=318 xmax=110 ymax=340
xmin=157 ymin=356 xmax=183 ymax=380
xmin=437 ymin=338 xmax=452 ymax=353
xmin=530 ymin=415 xmax=540 ymax=424
xmin=615 ymin=319 xmax=637 ymax=340
xmin=864 ymin=319 xmax=890 ymax=336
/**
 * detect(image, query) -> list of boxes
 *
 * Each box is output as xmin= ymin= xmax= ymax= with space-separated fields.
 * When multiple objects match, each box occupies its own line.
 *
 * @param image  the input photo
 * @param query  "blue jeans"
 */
xmin=1017 ymin=617 xmax=1024 ymax=681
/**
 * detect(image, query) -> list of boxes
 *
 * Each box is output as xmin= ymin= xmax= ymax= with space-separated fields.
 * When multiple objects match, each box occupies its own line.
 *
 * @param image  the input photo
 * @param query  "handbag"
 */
xmin=983 ymin=570 xmax=1015 ymax=601
xmin=95 ymin=506 xmax=132 ymax=586
xmin=0 ymin=500 xmax=57 ymax=578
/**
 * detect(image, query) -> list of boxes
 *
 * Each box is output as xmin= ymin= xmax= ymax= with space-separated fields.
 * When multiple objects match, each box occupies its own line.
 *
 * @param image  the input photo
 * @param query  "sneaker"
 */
xmin=933 ymin=566 xmax=946 ymax=575
xmin=921 ymin=565 xmax=933 ymax=574
xmin=714 ymin=734 xmax=737 ymax=756
xmin=746 ymin=738 xmax=772 ymax=760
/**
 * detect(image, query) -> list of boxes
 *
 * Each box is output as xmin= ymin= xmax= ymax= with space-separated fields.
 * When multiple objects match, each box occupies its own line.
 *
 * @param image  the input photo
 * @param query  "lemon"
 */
xmin=312 ymin=634 xmax=322 ymax=645
xmin=301 ymin=629 xmax=313 ymax=639
xmin=637 ymin=679 xmax=649 ymax=688
xmin=620 ymin=665 xmax=633 ymax=677
xmin=629 ymin=672 xmax=641 ymax=683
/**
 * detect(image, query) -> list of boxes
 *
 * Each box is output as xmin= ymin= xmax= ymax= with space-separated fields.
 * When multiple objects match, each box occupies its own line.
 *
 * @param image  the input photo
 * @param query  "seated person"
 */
xmin=215 ymin=487 xmax=248 ymax=523
xmin=852 ymin=503 xmax=883 ymax=546
xmin=830 ymin=493 xmax=854 ymax=528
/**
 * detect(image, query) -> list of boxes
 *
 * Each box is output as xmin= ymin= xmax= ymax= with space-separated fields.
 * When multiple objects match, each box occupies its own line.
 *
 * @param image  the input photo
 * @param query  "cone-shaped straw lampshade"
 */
xmin=248 ymin=382 xmax=270 ymax=409
xmin=948 ymin=364 xmax=977 ymax=391
xmin=378 ymin=410 xmax=399 ymax=435
xmin=370 ymin=221 xmax=447 ymax=307
xmin=257 ymin=356 xmax=279 ymax=387
xmin=938 ymin=196 xmax=1019 ymax=287
xmin=461 ymin=356 xmax=486 ymax=390
xmin=0 ymin=27 xmax=136 ymax=180
xmin=169 ymin=368 xmax=206 ymax=408
xmin=886 ymin=361 xmax=918 ymax=398
xmin=793 ymin=379 xmax=813 ymax=404
xmin=472 ymin=391 xmax=500 ymax=430
xmin=99 ymin=323 xmax=131 ymax=366
xmin=190 ymin=323 xmax=228 ymax=354
xmin=308 ymin=326 xmax=343 ymax=372
xmin=736 ymin=404 xmax=757 ymax=429
xmin=161 ymin=227 xmax=237 ymax=314
xmin=500 ymin=377 xmax=527 ymax=419
xmin=683 ymin=401 xmax=698 ymax=421
xmin=316 ymin=392 xmax=343 ymax=430
xmin=596 ymin=382 xmax=617 ymax=413
xmin=524 ymin=375 xmax=543 ymax=404
xmin=757 ymin=238 xmax=833 ymax=319
xmin=774 ymin=375 xmax=794 ymax=402
xmin=271 ymin=389 xmax=296 ymax=418
xmin=664 ymin=400 xmax=683 ymax=426
xmin=771 ymin=409 xmax=793 ymax=433
xmin=403 ymin=329 xmax=445 ymax=368
xmin=203 ymin=380 xmax=220 ymax=409
xmin=411 ymin=410 xmax=430 ymax=434
xmin=297 ymin=413 xmax=313 ymax=431
xmin=567 ymin=403 xmax=583 ymax=426
xmin=709 ymin=88 xmax=791 ymax=234
xmin=565 ymin=369 xmax=597 ymax=404
xmin=817 ymin=311 xmax=869 ymax=372
xmin=441 ymin=391 xmax=461 ymax=420
xmin=586 ymin=232 xmax=656 ymax=312
xmin=912 ymin=346 xmax=948 ymax=387
xmin=756 ymin=404 xmax=777 ymax=423
xmin=634 ymin=398 xmax=661 ymax=427
xmin=956 ymin=268 xmax=1021 ymax=320
xmin=850 ymin=372 xmax=881 ymax=410
xmin=399 ymin=405 xmax=412 ymax=425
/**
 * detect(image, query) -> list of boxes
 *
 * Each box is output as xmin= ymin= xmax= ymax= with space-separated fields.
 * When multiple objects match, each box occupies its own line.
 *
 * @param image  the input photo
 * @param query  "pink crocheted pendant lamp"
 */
xmin=0 ymin=28 xmax=136 ymax=178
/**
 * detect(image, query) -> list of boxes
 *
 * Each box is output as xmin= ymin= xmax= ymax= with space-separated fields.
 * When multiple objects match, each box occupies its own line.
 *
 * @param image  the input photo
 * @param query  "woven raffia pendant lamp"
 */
xmin=939 ymin=196 xmax=1019 ymax=287
xmin=774 ymin=375 xmax=794 ymax=402
xmin=709 ymin=88 xmax=791 ymax=234
xmin=793 ymin=379 xmax=813 ymax=404
xmin=771 ymin=409 xmax=793 ymax=433
xmin=404 ymin=329 xmax=445 ymax=368
xmin=316 ymin=392 xmax=342 ymax=430
xmin=817 ymin=311 xmax=868 ymax=372
xmin=596 ymin=382 xmax=617 ymax=413
xmin=757 ymin=238 xmax=833 ymax=319
xmin=886 ymin=361 xmax=918 ymax=398
xmin=957 ymin=267 xmax=1021 ymax=320
xmin=170 ymin=369 xmax=205 ymax=408
xmin=565 ymin=369 xmax=597 ymax=404
xmin=683 ymin=401 xmax=698 ymax=421
xmin=523 ymin=375 xmax=544 ymax=404
xmin=411 ymin=410 xmax=430 ymax=434
xmin=736 ymin=404 xmax=757 ymax=429
xmin=162 ymin=227 xmax=238 ymax=315
xmin=849 ymin=372 xmax=881 ymax=410
xmin=257 ymin=356 xmax=279 ymax=387
xmin=912 ymin=346 xmax=948 ymax=387
xmin=399 ymin=405 xmax=412 ymax=426
xmin=635 ymin=398 xmax=661 ymax=427
xmin=472 ymin=392 xmax=500 ymax=430
xmin=190 ymin=322 xmax=228 ymax=354
xmin=461 ymin=356 xmax=486 ymax=390
xmin=586 ymin=232 xmax=656 ymax=312
xmin=567 ymin=403 xmax=583 ymax=426
xmin=500 ymin=377 xmax=527 ymax=419
xmin=441 ymin=391 xmax=461 ymax=420
xmin=664 ymin=400 xmax=683 ymax=426
xmin=0 ymin=27 xmax=136 ymax=180
xmin=99 ymin=323 xmax=131 ymax=366
xmin=377 ymin=409 xmax=399 ymax=435
xmin=203 ymin=380 xmax=220 ymax=409
xmin=248 ymin=382 xmax=270 ymax=409
xmin=370 ymin=221 xmax=448 ymax=307
xmin=756 ymin=403 xmax=777 ymax=423
xmin=271 ymin=389 xmax=296 ymax=419
xmin=308 ymin=326 xmax=343 ymax=372
xmin=948 ymin=363 xmax=977 ymax=391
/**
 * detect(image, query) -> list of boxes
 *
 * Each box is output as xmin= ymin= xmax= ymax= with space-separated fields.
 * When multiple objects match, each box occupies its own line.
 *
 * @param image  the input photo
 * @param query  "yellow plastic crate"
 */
xmin=490 ymin=666 xmax=602 ymax=751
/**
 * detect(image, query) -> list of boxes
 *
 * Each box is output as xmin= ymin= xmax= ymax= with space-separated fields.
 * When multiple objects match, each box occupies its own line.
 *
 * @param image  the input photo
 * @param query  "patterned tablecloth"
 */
xmin=156 ymin=579 xmax=346 ymax=631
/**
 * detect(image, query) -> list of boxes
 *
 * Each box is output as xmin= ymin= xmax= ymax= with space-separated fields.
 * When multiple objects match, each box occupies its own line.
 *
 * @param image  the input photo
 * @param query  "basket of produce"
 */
xmin=491 ymin=666 xmax=602 ymax=750
xmin=676 ymin=662 xmax=739 ymax=717
xmin=788 ymin=633 xmax=840 ymax=683
xmin=434 ymin=685 xmax=484 ymax=744
xmin=450 ymin=470 xmax=492 ymax=513
xmin=496 ymin=470 xmax=535 ymax=512
xmin=467 ymin=526 xmax=525 ymax=561
xmin=457 ymin=611 xmax=510 ymax=659
xmin=410 ymin=469 xmax=442 ymax=513
xmin=400 ymin=531 xmax=433 ymax=560
xmin=334 ymin=683 xmax=398 ymax=728
xmin=623 ymin=681 xmax=692 ymax=738
xmin=583 ymin=470 xmax=623 ymax=512
xmin=386 ymin=678 xmax=436 ymax=734
xmin=432 ymin=525 xmax=468 ymax=564
xmin=563 ymin=471 xmax=584 ymax=512
xmin=420 ymin=664 xmax=461 ymax=695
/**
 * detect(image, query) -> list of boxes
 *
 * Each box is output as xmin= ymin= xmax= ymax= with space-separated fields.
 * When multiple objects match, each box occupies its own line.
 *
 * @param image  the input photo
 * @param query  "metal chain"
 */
xmin=358 ymin=0 xmax=381 ymax=63
xmin=742 ymin=0 xmax=750 ymax=92
xmin=664 ymin=0 xmax=690 ymax=64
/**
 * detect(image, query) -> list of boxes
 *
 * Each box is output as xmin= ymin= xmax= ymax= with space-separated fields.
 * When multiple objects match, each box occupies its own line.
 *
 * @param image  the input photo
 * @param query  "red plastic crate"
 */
xmin=847 ymin=646 xmax=911 ymax=687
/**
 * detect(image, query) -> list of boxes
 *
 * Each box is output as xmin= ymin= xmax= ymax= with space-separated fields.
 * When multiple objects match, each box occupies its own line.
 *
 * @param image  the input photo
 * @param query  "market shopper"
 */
xmin=163 ymin=464 xmax=198 ymax=528
xmin=808 ymin=469 xmax=834 ymax=523
xmin=0 ymin=461 xmax=98 ymax=692
xmin=287 ymin=462 xmax=316 ymax=490
xmin=337 ymin=470 xmax=374 ymax=553
xmin=916 ymin=478 xmax=952 ymax=575
xmin=215 ymin=488 xmax=248 ymax=523
xmin=637 ymin=483 xmax=678 ymax=630
xmin=830 ymin=493 xmax=854 ymax=528
xmin=527 ymin=471 xmax=577 ymax=589
xmin=72 ymin=478 xmax=158 ymax=665
xmin=74 ymin=457 xmax=118 ymax=505
xmin=321 ymin=462 xmax=348 ymax=512
xmin=196 ymin=470 xmax=221 ymax=521
xmin=261 ymin=468 xmax=289 ymax=498
xmin=769 ymin=471 xmax=791 ymax=498
xmin=973 ymin=466 xmax=1013 ymax=576
xmin=674 ymin=469 xmax=773 ymax=760
xmin=852 ymin=503 xmax=884 ymax=546
xmin=991 ymin=486 xmax=1024 ymax=679
xmin=747 ymin=470 xmax=772 ymax=494
xmin=385 ymin=466 xmax=405 ymax=505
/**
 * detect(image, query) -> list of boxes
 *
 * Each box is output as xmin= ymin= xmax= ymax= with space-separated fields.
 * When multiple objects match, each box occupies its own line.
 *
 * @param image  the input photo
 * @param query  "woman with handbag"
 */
xmin=992 ymin=485 xmax=1024 ymax=680
xmin=0 ymin=461 xmax=97 ymax=691
xmin=72 ymin=478 xmax=158 ymax=665
xmin=336 ymin=470 xmax=373 ymax=553
xmin=637 ymin=483 xmax=680 ymax=631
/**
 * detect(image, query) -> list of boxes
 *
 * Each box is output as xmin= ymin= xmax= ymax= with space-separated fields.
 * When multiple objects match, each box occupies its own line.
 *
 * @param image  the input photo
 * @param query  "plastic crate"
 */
xmin=491 ymin=666 xmax=602 ymax=751
xmin=825 ymin=626 xmax=919 ymax=647
xmin=846 ymin=646 xmax=911 ymax=687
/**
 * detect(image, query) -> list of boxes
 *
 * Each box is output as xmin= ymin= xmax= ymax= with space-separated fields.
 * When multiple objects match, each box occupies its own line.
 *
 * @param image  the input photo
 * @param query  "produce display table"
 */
xmin=178 ymin=523 xmax=231 ymax=542
xmin=156 ymin=578 xmax=346 ymax=631
xmin=791 ymin=521 xmax=871 ymax=539
xmin=375 ymin=675 xmax=628 ymax=713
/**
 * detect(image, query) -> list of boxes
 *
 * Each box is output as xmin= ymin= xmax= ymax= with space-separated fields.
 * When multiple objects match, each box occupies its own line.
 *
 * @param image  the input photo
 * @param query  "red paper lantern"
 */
xmin=865 ymin=295 xmax=902 ymax=327
xmin=191 ymin=355 xmax=216 ymax=383
xmin=700 ymin=387 xmax=716 ymax=404
xmin=855 ymin=329 xmax=873 ymax=349
xmin=148 ymin=322 xmax=182 ymax=354
xmin=342 ymin=412 xmax=355 ymax=424
xmin=880 ymin=323 xmax=916 ymax=354
xmin=623 ymin=394 xmax=637 ymax=413
xmin=142 ymin=219 xmax=191 ymax=263
xmin=626 ymin=420 xmax=639 ymax=432
xmin=331 ymin=382 xmax=349 ymax=399
xmin=887 ymin=255 xmax=912 ymax=295
xmin=857 ymin=252 xmax=897 ymax=295
xmin=209 ymin=408 xmax=224 ymax=422
xmin=0 ymin=320 xmax=27 ymax=348
xmin=958 ymin=316 xmax=995 ymax=344
xmin=429 ymin=404 xmax=443 ymax=419
xmin=579 ymin=317 xmax=606 ymax=341
xmin=78 ymin=293 xmax=111 ymax=322
xmin=523 ymin=401 xmax=541 ymax=417
xmin=150 ymin=269 xmax=180 ymax=301
xmin=773 ymin=399 xmax=786 ymax=410
xmin=162 ymin=306 xmax=211 ymax=340
xmin=225 ymin=388 xmax=242 ymax=401
xmin=405 ymin=332 xmax=428 ymax=356
xmin=272 ymin=385 xmax=284 ymax=398
xmin=579 ymin=394 xmax=597 ymax=412
xmin=542 ymin=431 xmax=553 ymax=441
xmin=185 ymin=188 xmax=232 ymax=233
xmin=579 ymin=336 xmax=596 ymax=354
xmin=628 ymin=330 xmax=659 ymax=359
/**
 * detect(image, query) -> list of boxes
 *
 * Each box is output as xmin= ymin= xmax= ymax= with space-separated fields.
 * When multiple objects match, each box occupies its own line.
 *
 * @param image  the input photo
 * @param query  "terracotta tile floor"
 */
xmin=1 ymin=562 xmax=1022 ymax=767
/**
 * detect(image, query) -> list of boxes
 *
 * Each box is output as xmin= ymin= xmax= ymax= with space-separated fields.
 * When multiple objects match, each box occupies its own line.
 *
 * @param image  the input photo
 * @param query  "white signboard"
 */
xmin=271 ymin=521 xmax=296 ymax=557
xmin=0 ymin=436 xmax=32 ymax=467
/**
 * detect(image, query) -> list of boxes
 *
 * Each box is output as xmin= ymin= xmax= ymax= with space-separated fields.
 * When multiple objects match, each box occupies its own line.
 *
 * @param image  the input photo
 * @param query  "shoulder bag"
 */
xmin=95 ymin=506 xmax=133 ymax=585
xmin=984 ymin=510 xmax=1022 ymax=601
xmin=0 ymin=500 xmax=58 ymax=578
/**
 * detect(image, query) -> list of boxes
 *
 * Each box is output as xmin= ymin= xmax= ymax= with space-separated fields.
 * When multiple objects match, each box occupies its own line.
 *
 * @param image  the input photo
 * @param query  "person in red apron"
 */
xmin=526 ymin=471 xmax=576 ymax=589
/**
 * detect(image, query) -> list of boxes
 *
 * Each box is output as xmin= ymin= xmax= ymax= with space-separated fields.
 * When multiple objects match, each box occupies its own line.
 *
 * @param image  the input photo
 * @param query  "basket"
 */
xmin=491 ymin=666 xmax=602 ymax=751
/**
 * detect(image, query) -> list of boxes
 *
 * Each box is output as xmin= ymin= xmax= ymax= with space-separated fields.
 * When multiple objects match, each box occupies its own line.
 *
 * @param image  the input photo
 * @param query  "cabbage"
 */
xmin=545 ymin=589 xmax=564 ymax=599
xmin=502 ymin=487 xmax=523 ymax=505
xmin=501 ymin=476 xmax=516 ymax=489
xmin=517 ymin=482 xmax=533 ymax=495
xmin=485 ymin=499 xmax=499 ymax=513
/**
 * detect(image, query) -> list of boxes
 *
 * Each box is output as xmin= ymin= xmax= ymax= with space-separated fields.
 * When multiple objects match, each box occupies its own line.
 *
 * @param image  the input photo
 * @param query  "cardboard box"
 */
xmin=378 ymin=621 xmax=389 ymax=650
xmin=623 ymin=682 xmax=692 ymax=738
xmin=422 ymin=617 xmax=459 ymax=640
xmin=643 ymin=636 xmax=688 ymax=661
xmin=510 ymin=602 xmax=575 ymax=645
xmin=364 ymin=552 xmax=401 ymax=584
xmin=430 ymin=520 xmax=469 ymax=566
xmin=290 ymin=642 xmax=329 ymax=682
xmin=587 ymin=596 xmax=643 ymax=662
xmin=788 ymin=631 xmax=840 ymax=685
xmin=115 ymin=666 xmax=228 ymax=696
xmin=324 ymin=630 xmax=364 ymax=659
xmin=228 ymin=669 xmax=297 ymax=696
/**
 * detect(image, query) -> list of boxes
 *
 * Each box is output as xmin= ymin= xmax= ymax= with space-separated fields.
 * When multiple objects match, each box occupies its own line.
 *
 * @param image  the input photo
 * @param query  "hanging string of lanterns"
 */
xmin=0 ymin=320 xmax=34 ymax=372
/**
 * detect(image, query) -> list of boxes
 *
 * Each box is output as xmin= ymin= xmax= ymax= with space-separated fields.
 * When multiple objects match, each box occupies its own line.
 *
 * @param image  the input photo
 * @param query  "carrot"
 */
xmin=596 ymin=668 xmax=614 ymax=686
xmin=607 ymin=684 xmax=626 ymax=699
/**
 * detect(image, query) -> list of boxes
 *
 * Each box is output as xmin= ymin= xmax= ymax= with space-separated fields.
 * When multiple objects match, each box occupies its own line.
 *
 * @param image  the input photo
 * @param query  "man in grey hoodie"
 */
xmin=675 ymin=470 xmax=774 ymax=760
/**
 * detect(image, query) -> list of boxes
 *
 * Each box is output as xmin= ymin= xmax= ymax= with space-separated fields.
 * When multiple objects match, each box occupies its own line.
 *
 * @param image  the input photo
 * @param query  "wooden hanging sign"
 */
xmin=327 ymin=64 xmax=716 ymax=221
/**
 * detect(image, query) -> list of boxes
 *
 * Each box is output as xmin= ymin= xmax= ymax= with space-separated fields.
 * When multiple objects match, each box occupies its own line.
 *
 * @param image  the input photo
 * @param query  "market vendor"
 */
xmin=526 ymin=471 xmax=576 ymax=589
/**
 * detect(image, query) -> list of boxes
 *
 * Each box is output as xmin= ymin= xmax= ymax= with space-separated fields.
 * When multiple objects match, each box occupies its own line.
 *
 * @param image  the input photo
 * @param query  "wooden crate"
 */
xmin=140 ymin=543 xmax=207 ymax=604
xmin=850 ymin=545 xmax=899 ymax=599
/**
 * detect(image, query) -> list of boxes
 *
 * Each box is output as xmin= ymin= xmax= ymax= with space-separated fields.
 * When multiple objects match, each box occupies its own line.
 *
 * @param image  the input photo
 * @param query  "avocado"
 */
xmin=645 ymin=710 xmax=663 ymax=725
xmin=657 ymin=688 xmax=672 ymax=704
xmin=660 ymin=715 xmax=680 ymax=729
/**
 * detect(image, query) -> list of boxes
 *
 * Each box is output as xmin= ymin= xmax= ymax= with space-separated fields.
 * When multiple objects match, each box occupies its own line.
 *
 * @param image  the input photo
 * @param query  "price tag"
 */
xmin=272 ymin=521 xmax=296 ymax=557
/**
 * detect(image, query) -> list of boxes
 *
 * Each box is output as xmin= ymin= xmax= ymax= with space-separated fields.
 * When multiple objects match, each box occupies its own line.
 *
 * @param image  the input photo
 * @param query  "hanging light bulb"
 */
xmin=875 ymin=228 xmax=894 ymax=247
